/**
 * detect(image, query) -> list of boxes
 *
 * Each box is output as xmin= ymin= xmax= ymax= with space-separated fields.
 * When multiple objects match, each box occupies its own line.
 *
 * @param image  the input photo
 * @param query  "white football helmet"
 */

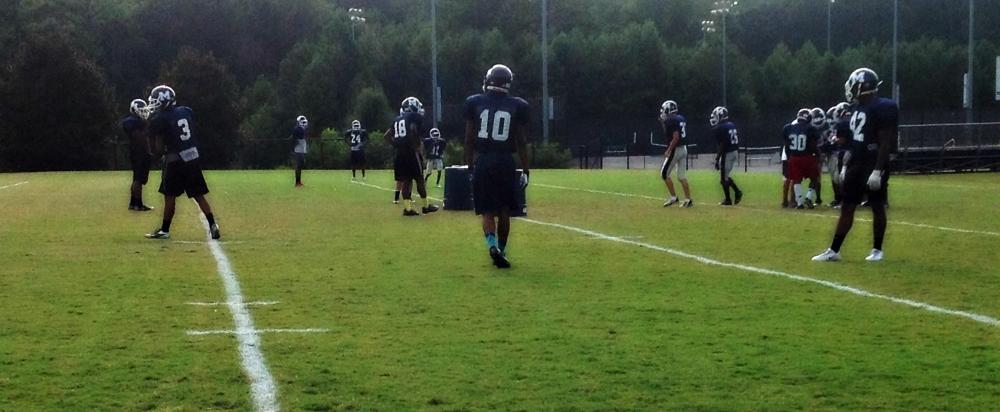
xmin=659 ymin=100 xmax=678 ymax=121
xmin=810 ymin=107 xmax=826 ymax=128
xmin=400 ymin=97 xmax=424 ymax=115
xmin=296 ymin=115 xmax=308 ymax=128
xmin=709 ymin=106 xmax=728 ymax=127
xmin=129 ymin=99 xmax=147 ymax=118
xmin=352 ymin=120 xmax=361 ymax=130
xmin=429 ymin=128 xmax=442 ymax=140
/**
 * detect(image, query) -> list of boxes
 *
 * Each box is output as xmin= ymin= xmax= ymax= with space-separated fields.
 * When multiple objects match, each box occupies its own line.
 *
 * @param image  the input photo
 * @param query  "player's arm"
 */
xmin=463 ymin=120 xmax=475 ymax=166
xmin=382 ymin=128 xmax=393 ymax=145
xmin=663 ymin=121 xmax=679 ymax=156
xmin=874 ymin=127 xmax=894 ymax=171
xmin=714 ymin=129 xmax=724 ymax=168
xmin=515 ymin=123 xmax=530 ymax=176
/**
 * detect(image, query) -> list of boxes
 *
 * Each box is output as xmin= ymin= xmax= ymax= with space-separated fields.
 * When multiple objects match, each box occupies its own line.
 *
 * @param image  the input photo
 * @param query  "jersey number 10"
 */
xmin=478 ymin=110 xmax=511 ymax=142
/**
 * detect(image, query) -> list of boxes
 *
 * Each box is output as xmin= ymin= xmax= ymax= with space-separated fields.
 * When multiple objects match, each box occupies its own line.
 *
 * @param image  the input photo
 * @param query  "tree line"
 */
xmin=0 ymin=0 xmax=997 ymax=171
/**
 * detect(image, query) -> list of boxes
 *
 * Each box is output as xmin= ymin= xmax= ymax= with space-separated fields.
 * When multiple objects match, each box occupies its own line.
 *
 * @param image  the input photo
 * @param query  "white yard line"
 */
xmin=517 ymin=217 xmax=1000 ymax=328
xmin=186 ymin=328 xmax=331 ymax=336
xmin=174 ymin=240 xmax=246 ymax=245
xmin=535 ymin=183 xmax=1000 ymax=237
xmin=186 ymin=301 xmax=279 ymax=307
xmin=0 ymin=181 xmax=28 ymax=190
xmin=197 ymin=214 xmax=280 ymax=412
xmin=351 ymin=180 xmax=1000 ymax=327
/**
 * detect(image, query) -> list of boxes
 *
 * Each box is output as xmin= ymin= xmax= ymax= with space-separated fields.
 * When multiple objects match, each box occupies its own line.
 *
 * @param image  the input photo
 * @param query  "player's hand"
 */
xmin=520 ymin=170 xmax=530 ymax=189
xmin=867 ymin=170 xmax=883 ymax=191
xmin=837 ymin=167 xmax=846 ymax=185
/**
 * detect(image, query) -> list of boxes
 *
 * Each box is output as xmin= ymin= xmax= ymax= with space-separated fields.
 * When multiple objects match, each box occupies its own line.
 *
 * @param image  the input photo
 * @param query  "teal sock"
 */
xmin=498 ymin=239 xmax=507 ymax=252
xmin=485 ymin=233 xmax=498 ymax=250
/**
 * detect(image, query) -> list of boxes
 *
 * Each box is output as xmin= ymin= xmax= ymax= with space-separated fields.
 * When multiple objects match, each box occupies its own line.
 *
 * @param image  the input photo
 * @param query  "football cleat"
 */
xmin=403 ymin=209 xmax=420 ymax=217
xmin=393 ymin=200 xmax=400 ymax=204
xmin=865 ymin=249 xmax=884 ymax=262
xmin=145 ymin=229 xmax=170 ymax=240
xmin=734 ymin=191 xmax=743 ymax=205
xmin=827 ymin=201 xmax=841 ymax=208
xmin=804 ymin=198 xmax=815 ymax=209
xmin=719 ymin=200 xmax=733 ymax=206
xmin=662 ymin=197 xmax=679 ymax=207
xmin=135 ymin=204 xmax=154 ymax=212
xmin=681 ymin=199 xmax=693 ymax=208
xmin=811 ymin=249 xmax=841 ymax=262
xmin=781 ymin=201 xmax=789 ymax=208
xmin=210 ymin=223 xmax=221 ymax=240
xmin=422 ymin=204 xmax=440 ymax=214
xmin=796 ymin=204 xmax=805 ymax=209
xmin=489 ymin=246 xmax=511 ymax=269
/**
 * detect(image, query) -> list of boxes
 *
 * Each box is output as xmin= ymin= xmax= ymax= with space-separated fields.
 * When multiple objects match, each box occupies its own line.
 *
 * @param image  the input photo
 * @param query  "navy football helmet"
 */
xmin=810 ymin=107 xmax=826 ymax=128
xmin=659 ymin=100 xmax=679 ymax=121
xmin=709 ymin=106 xmax=728 ymax=127
xmin=400 ymin=97 xmax=424 ymax=115
xmin=844 ymin=68 xmax=881 ymax=103
xmin=147 ymin=85 xmax=176 ymax=113
xmin=796 ymin=108 xmax=812 ymax=123
xmin=483 ymin=64 xmax=513 ymax=94
xmin=129 ymin=99 xmax=147 ymax=117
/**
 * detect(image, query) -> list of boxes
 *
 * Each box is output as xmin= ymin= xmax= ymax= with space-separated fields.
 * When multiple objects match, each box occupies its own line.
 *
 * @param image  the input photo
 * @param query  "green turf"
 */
xmin=1 ymin=169 xmax=999 ymax=411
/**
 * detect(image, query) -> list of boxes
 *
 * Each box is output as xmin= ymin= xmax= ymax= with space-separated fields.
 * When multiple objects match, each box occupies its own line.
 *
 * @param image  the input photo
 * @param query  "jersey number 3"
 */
xmin=478 ymin=110 xmax=511 ymax=142
xmin=177 ymin=119 xmax=192 ymax=141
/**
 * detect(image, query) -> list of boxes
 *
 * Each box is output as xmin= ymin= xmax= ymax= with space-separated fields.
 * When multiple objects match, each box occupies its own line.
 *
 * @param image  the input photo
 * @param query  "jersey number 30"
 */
xmin=478 ymin=110 xmax=511 ymax=142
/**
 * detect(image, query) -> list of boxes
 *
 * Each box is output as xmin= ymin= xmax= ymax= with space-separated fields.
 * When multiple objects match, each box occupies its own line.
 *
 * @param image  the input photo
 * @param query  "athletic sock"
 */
xmin=498 ymin=239 xmax=507 ymax=252
xmin=352 ymin=170 xmax=356 ymax=178
xmin=830 ymin=234 xmax=846 ymax=253
xmin=874 ymin=235 xmax=884 ymax=251
xmin=722 ymin=182 xmax=731 ymax=202
xmin=362 ymin=170 xmax=366 ymax=178
xmin=793 ymin=184 xmax=803 ymax=206
xmin=129 ymin=197 xmax=137 ymax=207
xmin=485 ymin=232 xmax=498 ymax=250
xmin=205 ymin=213 xmax=216 ymax=227
xmin=161 ymin=219 xmax=172 ymax=233
xmin=436 ymin=172 xmax=442 ymax=185
xmin=730 ymin=181 xmax=741 ymax=194
xmin=394 ymin=191 xmax=400 ymax=202
xmin=806 ymin=188 xmax=816 ymax=202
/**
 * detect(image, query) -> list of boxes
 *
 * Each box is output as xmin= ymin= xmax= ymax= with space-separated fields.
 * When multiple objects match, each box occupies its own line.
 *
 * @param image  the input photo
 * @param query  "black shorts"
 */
xmin=131 ymin=154 xmax=151 ymax=185
xmin=782 ymin=160 xmax=789 ymax=179
xmin=393 ymin=151 xmax=422 ymax=182
xmin=350 ymin=150 xmax=366 ymax=167
xmin=842 ymin=161 xmax=890 ymax=206
xmin=473 ymin=152 xmax=518 ymax=215
xmin=293 ymin=153 xmax=306 ymax=168
xmin=159 ymin=160 xmax=210 ymax=198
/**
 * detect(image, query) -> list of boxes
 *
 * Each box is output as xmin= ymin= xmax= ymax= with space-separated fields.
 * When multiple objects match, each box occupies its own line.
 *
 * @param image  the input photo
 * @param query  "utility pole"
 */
xmin=827 ymin=0 xmax=835 ymax=54
xmin=710 ymin=1 xmax=737 ymax=107
xmin=541 ymin=0 xmax=550 ymax=143
xmin=892 ymin=0 xmax=899 ymax=103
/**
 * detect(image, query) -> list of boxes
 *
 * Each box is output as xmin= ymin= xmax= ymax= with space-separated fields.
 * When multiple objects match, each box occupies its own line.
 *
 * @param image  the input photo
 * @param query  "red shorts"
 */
xmin=788 ymin=156 xmax=820 ymax=181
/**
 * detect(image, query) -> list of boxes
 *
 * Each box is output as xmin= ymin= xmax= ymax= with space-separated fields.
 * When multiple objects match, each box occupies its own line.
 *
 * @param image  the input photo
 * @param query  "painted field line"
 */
xmin=517 ymin=217 xmax=1000 ymax=328
xmin=0 ymin=181 xmax=28 ymax=190
xmin=535 ymin=183 xmax=1000 ymax=237
xmin=186 ymin=301 xmax=279 ymax=307
xmin=352 ymin=180 xmax=444 ymax=202
xmin=174 ymin=240 xmax=246 ymax=245
xmin=187 ymin=328 xmax=331 ymax=336
xmin=196 ymin=213 xmax=280 ymax=412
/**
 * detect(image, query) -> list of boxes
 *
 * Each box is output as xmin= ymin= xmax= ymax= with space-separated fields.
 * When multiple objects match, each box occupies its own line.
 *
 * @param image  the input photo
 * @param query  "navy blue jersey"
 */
xmin=848 ymin=97 xmax=898 ymax=161
xmin=424 ymin=138 xmax=446 ymax=159
xmin=834 ymin=119 xmax=853 ymax=146
xmin=662 ymin=114 xmax=688 ymax=145
xmin=292 ymin=125 xmax=305 ymax=140
xmin=783 ymin=120 xmax=819 ymax=157
xmin=391 ymin=112 xmax=424 ymax=154
xmin=122 ymin=115 xmax=148 ymax=157
xmin=713 ymin=120 xmax=739 ymax=153
xmin=149 ymin=106 xmax=198 ymax=155
xmin=346 ymin=129 xmax=368 ymax=151
xmin=463 ymin=93 xmax=530 ymax=154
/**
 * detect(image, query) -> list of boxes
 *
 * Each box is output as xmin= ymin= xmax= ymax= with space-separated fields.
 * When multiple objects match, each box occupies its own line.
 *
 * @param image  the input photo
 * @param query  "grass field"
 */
xmin=2 ymin=168 xmax=999 ymax=411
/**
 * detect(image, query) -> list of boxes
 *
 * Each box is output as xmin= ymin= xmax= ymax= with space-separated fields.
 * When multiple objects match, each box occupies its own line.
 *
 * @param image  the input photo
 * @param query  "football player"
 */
xmin=813 ymin=68 xmax=897 ymax=262
xmin=781 ymin=144 xmax=792 ymax=208
xmin=123 ymin=99 xmax=153 ymax=211
xmin=658 ymin=100 xmax=693 ymax=208
xmin=783 ymin=109 xmax=821 ymax=209
xmin=825 ymin=102 xmax=852 ymax=208
xmin=144 ymin=85 xmax=220 ymax=240
xmin=710 ymin=106 xmax=743 ymax=205
xmin=424 ymin=128 xmax=446 ymax=188
xmin=809 ymin=107 xmax=827 ymax=205
xmin=384 ymin=97 xmax=439 ymax=217
xmin=346 ymin=120 xmax=369 ymax=181
xmin=291 ymin=115 xmax=308 ymax=187
xmin=463 ymin=64 xmax=531 ymax=269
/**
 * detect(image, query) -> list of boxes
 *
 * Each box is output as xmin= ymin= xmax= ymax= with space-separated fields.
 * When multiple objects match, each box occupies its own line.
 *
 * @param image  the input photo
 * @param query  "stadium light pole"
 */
xmin=967 ymin=0 xmax=975 ymax=123
xmin=541 ymin=0 xmax=550 ymax=143
xmin=710 ymin=0 xmax=737 ymax=107
xmin=891 ymin=0 xmax=899 ymax=104
xmin=349 ymin=8 xmax=365 ymax=41
xmin=431 ymin=0 xmax=440 ymax=127
xmin=827 ymin=0 xmax=836 ymax=54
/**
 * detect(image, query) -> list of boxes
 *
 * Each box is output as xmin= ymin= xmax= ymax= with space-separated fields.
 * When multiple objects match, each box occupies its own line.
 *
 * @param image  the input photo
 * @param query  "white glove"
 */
xmin=835 ymin=167 xmax=846 ymax=185
xmin=519 ymin=171 xmax=529 ymax=189
xmin=867 ymin=170 xmax=883 ymax=191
